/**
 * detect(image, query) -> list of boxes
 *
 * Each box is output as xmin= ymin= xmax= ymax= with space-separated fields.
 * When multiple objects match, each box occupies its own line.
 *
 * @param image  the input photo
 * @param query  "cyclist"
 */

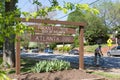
xmin=94 ymin=45 xmax=103 ymax=66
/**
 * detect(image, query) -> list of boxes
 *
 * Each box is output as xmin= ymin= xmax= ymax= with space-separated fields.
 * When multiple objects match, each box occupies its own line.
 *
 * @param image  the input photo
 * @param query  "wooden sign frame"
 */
xmin=16 ymin=18 xmax=86 ymax=74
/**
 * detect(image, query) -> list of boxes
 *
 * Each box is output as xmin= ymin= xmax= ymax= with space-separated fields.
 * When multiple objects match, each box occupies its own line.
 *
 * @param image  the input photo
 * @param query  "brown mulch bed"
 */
xmin=8 ymin=69 xmax=106 ymax=80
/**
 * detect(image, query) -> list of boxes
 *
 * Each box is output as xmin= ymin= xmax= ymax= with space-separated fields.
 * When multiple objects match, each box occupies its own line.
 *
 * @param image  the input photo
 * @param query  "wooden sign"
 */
xmin=29 ymin=25 xmax=76 ymax=34
xmin=30 ymin=34 xmax=74 ymax=43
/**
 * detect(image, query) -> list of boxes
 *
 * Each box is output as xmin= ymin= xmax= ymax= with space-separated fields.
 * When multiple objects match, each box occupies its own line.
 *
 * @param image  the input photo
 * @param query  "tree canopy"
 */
xmin=67 ymin=10 xmax=109 ymax=45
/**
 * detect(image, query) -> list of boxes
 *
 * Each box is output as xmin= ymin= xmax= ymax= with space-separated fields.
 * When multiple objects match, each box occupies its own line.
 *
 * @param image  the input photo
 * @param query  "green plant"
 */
xmin=63 ymin=46 xmax=72 ymax=52
xmin=31 ymin=60 xmax=71 ymax=73
xmin=57 ymin=46 xmax=72 ymax=52
xmin=0 ymin=57 xmax=2 ymax=65
xmin=0 ymin=70 xmax=11 ymax=80
xmin=57 ymin=47 xmax=63 ymax=52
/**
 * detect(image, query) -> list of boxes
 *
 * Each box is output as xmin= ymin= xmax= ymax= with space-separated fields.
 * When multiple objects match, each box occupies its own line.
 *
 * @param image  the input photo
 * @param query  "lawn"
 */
xmin=84 ymin=44 xmax=107 ymax=53
xmin=93 ymin=71 xmax=120 ymax=80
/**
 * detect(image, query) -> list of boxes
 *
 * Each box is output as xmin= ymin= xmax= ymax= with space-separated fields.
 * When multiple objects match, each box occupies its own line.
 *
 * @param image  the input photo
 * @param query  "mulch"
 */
xmin=8 ymin=69 xmax=107 ymax=80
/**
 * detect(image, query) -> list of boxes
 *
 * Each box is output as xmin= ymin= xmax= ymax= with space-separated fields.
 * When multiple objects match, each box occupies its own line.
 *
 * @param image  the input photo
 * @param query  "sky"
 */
xmin=16 ymin=0 xmax=99 ymax=20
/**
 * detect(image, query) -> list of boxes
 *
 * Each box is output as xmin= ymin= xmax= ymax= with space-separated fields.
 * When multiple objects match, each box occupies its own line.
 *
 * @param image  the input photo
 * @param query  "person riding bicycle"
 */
xmin=94 ymin=45 xmax=103 ymax=66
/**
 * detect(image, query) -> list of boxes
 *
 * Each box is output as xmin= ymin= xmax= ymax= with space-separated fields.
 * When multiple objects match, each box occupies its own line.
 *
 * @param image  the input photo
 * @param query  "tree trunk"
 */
xmin=2 ymin=0 xmax=17 ymax=68
xmin=3 ymin=37 xmax=15 ymax=67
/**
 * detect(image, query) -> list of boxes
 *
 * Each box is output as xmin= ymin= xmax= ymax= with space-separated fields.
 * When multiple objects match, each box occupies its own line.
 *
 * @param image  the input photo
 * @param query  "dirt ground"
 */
xmin=9 ymin=69 xmax=106 ymax=80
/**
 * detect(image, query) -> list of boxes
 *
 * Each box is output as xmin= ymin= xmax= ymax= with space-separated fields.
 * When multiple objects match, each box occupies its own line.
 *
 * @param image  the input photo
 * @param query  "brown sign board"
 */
xmin=30 ymin=35 xmax=74 ymax=43
xmin=29 ymin=25 xmax=76 ymax=34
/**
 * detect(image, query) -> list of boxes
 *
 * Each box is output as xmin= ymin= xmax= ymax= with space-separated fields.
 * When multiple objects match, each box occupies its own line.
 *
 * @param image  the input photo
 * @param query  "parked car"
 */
xmin=107 ymin=46 xmax=120 ymax=56
xmin=69 ymin=49 xmax=79 ymax=55
xmin=44 ymin=48 xmax=53 ymax=54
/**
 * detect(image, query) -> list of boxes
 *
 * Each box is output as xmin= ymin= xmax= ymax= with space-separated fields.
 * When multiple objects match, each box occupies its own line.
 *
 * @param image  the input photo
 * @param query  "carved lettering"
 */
xmin=29 ymin=26 xmax=75 ymax=34
xmin=31 ymin=35 xmax=74 ymax=43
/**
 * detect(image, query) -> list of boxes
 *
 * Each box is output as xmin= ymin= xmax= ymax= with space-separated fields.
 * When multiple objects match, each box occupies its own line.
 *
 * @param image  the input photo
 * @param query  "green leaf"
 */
xmin=63 ymin=8 xmax=68 ymax=14
xmin=92 ymin=8 xmax=99 ymax=15
xmin=32 ymin=12 xmax=38 ymax=18
xmin=26 ymin=17 xmax=30 ymax=21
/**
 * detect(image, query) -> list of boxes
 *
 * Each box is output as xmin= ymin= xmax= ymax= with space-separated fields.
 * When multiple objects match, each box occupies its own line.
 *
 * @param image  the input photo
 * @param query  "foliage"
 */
xmin=84 ymin=44 xmax=107 ymax=53
xmin=22 ymin=1 xmax=99 ymax=20
xmin=0 ymin=57 xmax=11 ymax=80
xmin=67 ymin=10 xmax=109 ymax=45
xmin=0 ymin=71 xmax=11 ymax=80
xmin=112 ymin=26 xmax=120 ymax=38
xmin=49 ymin=43 xmax=57 ymax=50
xmin=94 ymin=0 xmax=120 ymax=28
xmin=31 ymin=60 xmax=71 ymax=73
xmin=0 ymin=57 xmax=3 ymax=65
xmin=57 ymin=46 xmax=72 ymax=52
xmin=63 ymin=46 xmax=72 ymax=52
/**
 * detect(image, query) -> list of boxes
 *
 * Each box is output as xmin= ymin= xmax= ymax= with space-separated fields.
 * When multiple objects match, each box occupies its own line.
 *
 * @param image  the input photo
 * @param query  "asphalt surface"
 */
xmin=21 ymin=52 xmax=120 ymax=69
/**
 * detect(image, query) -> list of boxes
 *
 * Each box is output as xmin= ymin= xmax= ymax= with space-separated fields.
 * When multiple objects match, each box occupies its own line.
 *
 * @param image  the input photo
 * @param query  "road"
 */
xmin=21 ymin=53 xmax=120 ymax=69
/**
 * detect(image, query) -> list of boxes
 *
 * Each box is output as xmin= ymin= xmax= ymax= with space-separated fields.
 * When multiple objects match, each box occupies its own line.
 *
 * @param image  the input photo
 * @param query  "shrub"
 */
xmin=0 ymin=71 xmax=11 ymax=80
xmin=31 ymin=60 xmax=71 ymax=73
xmin=58 ymin=47 xmax=63 ymax=52
xmin=57 ymin=46 xmax=72 ymax=52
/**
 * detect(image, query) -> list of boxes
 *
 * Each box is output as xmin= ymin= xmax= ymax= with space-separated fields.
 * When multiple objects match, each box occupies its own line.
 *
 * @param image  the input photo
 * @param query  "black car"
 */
xmin=69 ymin=49 xmax=79 ymax=55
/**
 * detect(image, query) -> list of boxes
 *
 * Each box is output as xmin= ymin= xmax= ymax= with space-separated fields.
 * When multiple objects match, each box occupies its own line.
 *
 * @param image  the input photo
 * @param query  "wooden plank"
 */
xmin=29 ymin=25 xmax=76 ymax=34
xmin=17 ymin=18 xmax=86 ymax=26
xmin=30 ymin=35 xmax=74 ymax=43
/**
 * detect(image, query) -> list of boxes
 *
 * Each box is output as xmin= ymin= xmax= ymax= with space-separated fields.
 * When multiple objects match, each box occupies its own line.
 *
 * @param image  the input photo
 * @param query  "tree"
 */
xmin=67 ymin=10 xmax=109 ymax=45
xmin=1 ymin=0 xmax=18 ymax=67
xmin=94 ymin=0 xmax=120 ymax=28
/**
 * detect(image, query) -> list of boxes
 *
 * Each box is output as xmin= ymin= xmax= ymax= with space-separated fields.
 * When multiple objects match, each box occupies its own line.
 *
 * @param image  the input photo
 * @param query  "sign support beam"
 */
xmin=16 ymin=35 xmax=20 ymax=75
xmin=79 ymin=26 xmax=84 ymax=69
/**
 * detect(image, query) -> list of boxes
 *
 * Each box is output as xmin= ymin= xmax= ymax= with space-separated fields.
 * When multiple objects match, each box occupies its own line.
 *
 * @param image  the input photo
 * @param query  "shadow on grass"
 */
xmin=21 ymin=58 xmax=39 ymax=72
xmin=9 ymin=58 xmax=39 ymax=74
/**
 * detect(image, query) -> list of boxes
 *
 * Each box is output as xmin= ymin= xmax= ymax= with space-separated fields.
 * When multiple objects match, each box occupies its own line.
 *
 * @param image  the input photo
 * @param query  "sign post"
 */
xmin=79 ymin=26 xmax=84 ymax=69
xmin=16 ymin=35 xmax=20 ymax=75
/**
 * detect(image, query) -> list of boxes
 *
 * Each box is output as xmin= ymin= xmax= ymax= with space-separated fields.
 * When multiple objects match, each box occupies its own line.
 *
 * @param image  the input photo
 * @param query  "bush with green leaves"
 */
xmin=31 ymin=60 xmax=71 ymax=73
xmin=57 ymin=46 xmax=72 ymax=52
xmin=0 ymin=71 xmax=11 ymax=80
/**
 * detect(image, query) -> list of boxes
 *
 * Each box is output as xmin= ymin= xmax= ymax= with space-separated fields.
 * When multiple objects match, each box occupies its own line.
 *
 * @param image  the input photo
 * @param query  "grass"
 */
xmin=93 ymin=71 xmax=120 ymax=79
xmin=20 ymin=58 xmax=39 ymax=72
xmin=0 ymin=56 xmax=39 ymax=73
xmin=9 ymin=58 xmax=39 ymax=73
xmin=84 ymin=44 xmax=107 ymax=53
xmin=0 ymin=56 xmax=2 ymax=64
